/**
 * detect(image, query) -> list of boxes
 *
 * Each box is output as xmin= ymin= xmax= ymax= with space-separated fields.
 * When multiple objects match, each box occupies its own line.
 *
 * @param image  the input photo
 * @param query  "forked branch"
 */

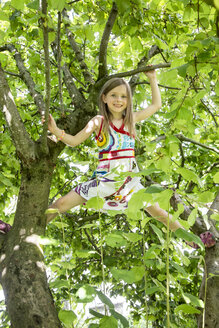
xmin=0 ymin=44 xmax=46 ymax=114
xmin=62 ymin=9 xmax=94 ymax=84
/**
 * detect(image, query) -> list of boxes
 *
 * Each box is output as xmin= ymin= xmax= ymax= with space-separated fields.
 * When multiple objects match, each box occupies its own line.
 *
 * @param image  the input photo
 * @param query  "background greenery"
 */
xmin=0 ymin=0 xmax=218 ymax=327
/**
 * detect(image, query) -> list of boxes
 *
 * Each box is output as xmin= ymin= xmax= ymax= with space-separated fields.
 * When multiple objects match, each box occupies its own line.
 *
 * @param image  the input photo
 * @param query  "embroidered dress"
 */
xmin=75 ymin=118 xmax=144 ymax=211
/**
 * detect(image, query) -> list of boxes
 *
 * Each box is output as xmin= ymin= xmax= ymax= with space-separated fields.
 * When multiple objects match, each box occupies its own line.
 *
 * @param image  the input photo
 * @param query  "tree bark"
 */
xmin=197 ymin=194 xmax=219 ymax=328
xmin=0 ymin=158 xmax=62 ymax=328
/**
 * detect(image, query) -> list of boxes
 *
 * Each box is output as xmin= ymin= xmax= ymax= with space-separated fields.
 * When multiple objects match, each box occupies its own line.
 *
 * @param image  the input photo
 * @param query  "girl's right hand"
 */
xmin=48 ymin=114 xmax=57 ymax=134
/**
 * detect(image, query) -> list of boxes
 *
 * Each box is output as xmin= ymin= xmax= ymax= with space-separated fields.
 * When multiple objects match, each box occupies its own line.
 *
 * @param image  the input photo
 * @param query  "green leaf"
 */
xmin=145 ymin=185 xmax=164 ymax=194
xmin=176 ymin=167 xmax=202 ymax=187
xmin=183 ymin=292 xmax=204 ymax=308
xmin=210 ymin=213 xmax=219 ymax=222
xmin=111 ymin=266 xmax=145 ymax=284
xmin=156 ymin=156 xmax=172 ymax=173
xmin=11 ymin=0 xmax=25 ymax=10
xmin=174 ymin=228 xmax=204 ymax=249
xmin=58 ymin=310 xmax=77 ymax=327
xmin=172 ymin=262 xmax=188 ymax=277
xmin=144 ymin=245 xmax=161 ymax=260
xmin=76 ymin=284 xmax=96 ymax=303
xmin=97 ymin=290 xmax=114 ymax=309
xmin=105 ymin=233 xmax=128 ymax=248
xmin=172 ymin=203 xmax=185 ymax=222
xmin=26 ymin=0 xmax=39 ymax=10
xmin=177 ymin=63 xmax=189 ymax=78
xmin=156 ymin=189 xmax=173 ymax=210
xmin=175 ymin=304 xmax=200 ymax=314
xmin=86 ymin=196 xmax=105 ymax=210
xmin=187 ymin=208 xmax=198 ymax=227
xmin=213 ymin=172 xmax=219 ymax=183
xmin=51 ymin=222 xmax=69 ymax=229
xmin=125 ymin=189 xmax=152 ymax=219
xmin=0 ymin=12 xmax=9 ymax=21
xmin=110 ymin=309 xmax=129 ymax=327
xmin=123 ymin=232 xmax=143 ymax=243
xmin=145 ymin=286 xmax=161 ymax=295
xmin=75 ymin=249 xmax=96 ymax=258
xmin=197 ymin=191 xmax=215 ymax=203
xmin=89 ymin=309 xmax=104 ymax=319
xmin=150 ymin=223 xmax=164 ymax=244
xmin=100 ymin=315 xmax=118 ymax=328
xmin=49 ymin=0 xmax=66 ymax=11
xmin=50 ymin=279 xmax=70 ymax=289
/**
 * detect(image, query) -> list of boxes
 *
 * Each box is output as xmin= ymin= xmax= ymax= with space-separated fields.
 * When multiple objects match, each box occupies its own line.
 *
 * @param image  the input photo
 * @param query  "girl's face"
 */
xmin=102 ymin=85 xmax=128 ymax=118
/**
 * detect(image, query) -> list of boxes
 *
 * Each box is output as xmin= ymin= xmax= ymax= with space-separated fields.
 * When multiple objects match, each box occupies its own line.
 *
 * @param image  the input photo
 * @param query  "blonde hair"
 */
xmin=98 ymin=78 xmax=135 ymax=136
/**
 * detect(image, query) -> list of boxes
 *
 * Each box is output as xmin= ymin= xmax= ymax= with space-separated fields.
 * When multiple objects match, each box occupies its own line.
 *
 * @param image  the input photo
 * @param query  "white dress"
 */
xmin=74 ymin=118 xmax=144 ymax=211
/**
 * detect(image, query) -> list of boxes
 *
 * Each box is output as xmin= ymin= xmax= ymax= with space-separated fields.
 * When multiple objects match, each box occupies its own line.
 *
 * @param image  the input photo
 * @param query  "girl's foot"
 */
xmin=186 ymin=231 xmax=216 ymax=249
xmin=0 ymin=220 xmax=12 ymax=234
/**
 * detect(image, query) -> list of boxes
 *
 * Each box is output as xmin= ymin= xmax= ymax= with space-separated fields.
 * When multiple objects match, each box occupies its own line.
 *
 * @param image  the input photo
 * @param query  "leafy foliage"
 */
xmin=0 ymin=0 xmax=218 ymax=327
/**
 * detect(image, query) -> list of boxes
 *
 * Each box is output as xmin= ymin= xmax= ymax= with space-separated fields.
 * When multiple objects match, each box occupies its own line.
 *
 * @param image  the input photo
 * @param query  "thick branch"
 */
xmin=62 ymin=10 xmax=94 ymax=84
xmin=0 ymin=63 xmax=36 ymax=163
xmin=109 ymin=63 xmax=171 ymax=79
xmin=95 ymin=63 xmax=171 ymax=91
xmin=206 ymin=192 xmax=219 ymax=238
xmin=129 ymin=45 xmax=162 ymax=93
xmin=0 ymin=44 xmax=46 ymax=114
xmin=98 ymin=2 xmax=118 ymax=79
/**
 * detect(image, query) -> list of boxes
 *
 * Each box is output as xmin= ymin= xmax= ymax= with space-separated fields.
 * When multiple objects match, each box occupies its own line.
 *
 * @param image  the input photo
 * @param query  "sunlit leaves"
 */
xmin=58 ymin=309 xmax=77 ymax=327
xmin=76 ymin=284 xmax=96 ymax=303
xmin=99 ymin=315 xmax=118 ymax=328
xmin=1 ymin=0 xmax=218 ymax=326
xmin=111 ymin=266 xmax=145 ymax=284
xmin=175 ymin=304 xmax=200 ymax=315
xmin=11 ymin=0 xmax=25 ymax=11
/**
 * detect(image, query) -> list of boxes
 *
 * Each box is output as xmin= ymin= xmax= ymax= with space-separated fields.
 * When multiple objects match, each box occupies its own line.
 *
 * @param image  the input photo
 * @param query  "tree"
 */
xmin=0 ymin=0 xmax=218 ymax=327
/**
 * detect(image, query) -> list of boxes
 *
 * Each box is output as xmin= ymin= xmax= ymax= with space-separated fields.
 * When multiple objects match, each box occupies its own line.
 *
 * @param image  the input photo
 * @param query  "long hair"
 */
xmin=98 ymin=78 xmax=135 ymax=136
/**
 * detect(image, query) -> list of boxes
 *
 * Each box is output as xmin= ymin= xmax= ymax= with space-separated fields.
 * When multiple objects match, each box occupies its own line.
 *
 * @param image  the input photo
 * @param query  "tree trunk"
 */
xmin=0 ymin=158 xmax=61 ymax=328
xmin=197 ymin=195 xmax=219 ymax=328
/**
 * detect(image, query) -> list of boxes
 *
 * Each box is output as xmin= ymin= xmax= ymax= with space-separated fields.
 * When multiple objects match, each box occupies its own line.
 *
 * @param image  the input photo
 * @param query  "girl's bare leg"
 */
xmin=47 ymin=190 xmax=86 ymax=223
xmin=145 ymin=202 xmax=182 ymax=232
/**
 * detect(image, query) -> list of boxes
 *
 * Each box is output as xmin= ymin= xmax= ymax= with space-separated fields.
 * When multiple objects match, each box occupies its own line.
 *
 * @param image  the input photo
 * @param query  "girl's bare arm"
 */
xmin=48 ymin=114 xmax=102 ymax=147
xmin=133 ymin=70 xmax=162 ymax=123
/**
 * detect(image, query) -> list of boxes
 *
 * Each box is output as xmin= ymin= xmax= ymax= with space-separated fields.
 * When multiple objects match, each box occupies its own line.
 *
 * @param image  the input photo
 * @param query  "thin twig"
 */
xmin=84 ymin=229 xmax=101 ymax=255
xmin=41 ymin=0 xmax=50 ymax=153
xmin=57 ymin=12 xmax=64 ymax=115
xmin=150 ymin=134 xmax=219 ymax=154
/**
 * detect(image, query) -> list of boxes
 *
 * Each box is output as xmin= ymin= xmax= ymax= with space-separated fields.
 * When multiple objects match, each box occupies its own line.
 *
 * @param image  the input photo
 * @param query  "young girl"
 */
xmin=0 ymin=70 xmax=214 ymax=247
xmin=46 ymin=70 xmax=183 ymax=232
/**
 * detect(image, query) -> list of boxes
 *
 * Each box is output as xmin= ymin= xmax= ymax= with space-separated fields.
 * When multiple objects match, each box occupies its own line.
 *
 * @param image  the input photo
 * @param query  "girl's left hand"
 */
xmin=144 ymin=69 xmax=156 ymax=79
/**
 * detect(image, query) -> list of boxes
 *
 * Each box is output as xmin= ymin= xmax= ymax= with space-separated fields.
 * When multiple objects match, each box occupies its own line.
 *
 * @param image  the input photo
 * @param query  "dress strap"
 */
xmin=110 ymin=121 xmax=131 ymax=137
xmin=95 ymin=116 xmax=104 ymax=140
